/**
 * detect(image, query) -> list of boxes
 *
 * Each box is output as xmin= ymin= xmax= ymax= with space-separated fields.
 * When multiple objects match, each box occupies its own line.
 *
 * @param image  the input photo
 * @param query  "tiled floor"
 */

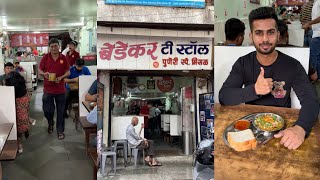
xmin=2 ymin=82 xmax=93 ymax=180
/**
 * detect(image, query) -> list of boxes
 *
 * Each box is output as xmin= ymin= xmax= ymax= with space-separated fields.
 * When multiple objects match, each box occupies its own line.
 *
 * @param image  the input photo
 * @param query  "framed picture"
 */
xmin=250 ymin=0 xmax=260 ymax=4
xmin=205 ymin=100 xmax=211 ymax=109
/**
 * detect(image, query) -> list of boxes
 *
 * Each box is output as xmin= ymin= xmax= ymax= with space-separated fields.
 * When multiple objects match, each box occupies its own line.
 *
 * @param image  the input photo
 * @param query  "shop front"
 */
xmin=97 ymin=27 xmax=213 ymax=156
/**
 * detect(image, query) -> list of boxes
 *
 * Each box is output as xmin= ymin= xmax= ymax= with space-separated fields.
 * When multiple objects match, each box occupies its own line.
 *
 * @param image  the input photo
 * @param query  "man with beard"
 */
xmin=39 ymin=38 xmax=70 ymax=140
xmin=66 ymin=40 xmax=80 ymax=66
xmin=64 ymin=58 xmax=91 ymax=117
xmin=219 ymin=7 xmax=319 ymax=150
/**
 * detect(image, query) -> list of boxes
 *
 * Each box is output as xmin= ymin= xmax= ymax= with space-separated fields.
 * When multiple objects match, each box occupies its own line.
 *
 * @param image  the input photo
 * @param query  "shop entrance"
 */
xmin=110 ymin=75 xmax=195 ymax=156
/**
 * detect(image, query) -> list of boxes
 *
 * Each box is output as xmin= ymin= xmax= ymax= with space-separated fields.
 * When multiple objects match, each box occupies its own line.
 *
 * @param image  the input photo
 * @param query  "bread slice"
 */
xmin=227 ymin=129 xmax=257 ymax=151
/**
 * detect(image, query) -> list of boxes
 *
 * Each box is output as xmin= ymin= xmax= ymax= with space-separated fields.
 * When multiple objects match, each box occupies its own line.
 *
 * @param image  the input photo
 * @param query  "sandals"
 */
xmin=152 ymin=162 xmax=162 ymax=166
xmin=147 ymin=161 xmax=154 ymax=167
xmin=58 ymin=133 xmax=65 ymax=140
xmin=18 ymin=144 xmax=23 ymax=153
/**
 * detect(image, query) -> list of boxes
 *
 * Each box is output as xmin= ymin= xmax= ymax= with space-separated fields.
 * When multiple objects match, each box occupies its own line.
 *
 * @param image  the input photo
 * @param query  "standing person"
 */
xmin=5 ymin=71 xmax=31 ymax=153
xmin=66 ymin=40 xmax=80 ymax=66
xmin=64 ymin=58 xmax=91 ymax=117
xmin=0 ymin=62 xmax=14 ymax=85
xmin=38 ymin=38 xmax=70 ymax=140
xmin=147 ymin=103 xmax=157 ymax=136
xmin=303 ymin=0 xmax=320 ymax=79
xmin=139 ymin=101 xmax=150 ymax=138
xmin=224 ymin=18 xmax=246 ymax=46
xmin=300 ymin=0 xmax=314 ymax=47
xmin=219 ymin=7 xmax=319 ymax=150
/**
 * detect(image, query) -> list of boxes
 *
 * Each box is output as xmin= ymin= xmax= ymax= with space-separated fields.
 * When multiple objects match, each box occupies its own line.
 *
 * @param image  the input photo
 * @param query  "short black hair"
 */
xmin=48 ymin=38 xmax=60 ymax=47
xmin=75 ymin=58 xmax=85 ymax=66
xmin=68 ymin=40 xmax=78 ymax=47
xmin=249 ymin=7 xmax=278 ymax=32
xmin=225 ymin=18 xmax=245 ymax=41
xmin=14 ymin=61 xmax=20 ymax=64
xmin=280 ymin=8 xmax=287 ymax=15
xmin=4 ymin=62 xmax=14 ymax=68
xmin=277 ymin=20 xmax=288 ymax=37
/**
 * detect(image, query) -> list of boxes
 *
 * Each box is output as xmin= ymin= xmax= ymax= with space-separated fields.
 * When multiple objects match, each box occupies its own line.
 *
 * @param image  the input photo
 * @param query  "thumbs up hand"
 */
xmin=254 ymin=67 xmax=273 ymax=95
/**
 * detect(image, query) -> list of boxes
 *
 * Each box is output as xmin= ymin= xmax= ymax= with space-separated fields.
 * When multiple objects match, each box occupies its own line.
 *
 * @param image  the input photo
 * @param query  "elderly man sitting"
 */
xmin=126 ymin=116 xmax=162 ymax=167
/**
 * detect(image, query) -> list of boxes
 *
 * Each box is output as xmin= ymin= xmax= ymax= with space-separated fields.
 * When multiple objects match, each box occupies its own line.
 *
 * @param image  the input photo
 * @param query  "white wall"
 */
xmin=214 ymin=46 xmax=310 ymax=109
xmin=97 ymin=0 xmax=214 ymax=25
xmin=79 ymin=17 xmax=96 ymax=56
xmin=79 ymin=75 xmax=97 ymax=117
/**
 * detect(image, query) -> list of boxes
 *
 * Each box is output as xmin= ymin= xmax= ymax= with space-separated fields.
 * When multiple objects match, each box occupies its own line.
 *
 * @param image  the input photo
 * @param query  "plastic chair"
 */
xmin=101 ymin=151 xmax=117 ymax=176
xmin=128 ymin=145 xmax=145 ymax=168
xmin=113 ymin=140 xmax=128 ymax=166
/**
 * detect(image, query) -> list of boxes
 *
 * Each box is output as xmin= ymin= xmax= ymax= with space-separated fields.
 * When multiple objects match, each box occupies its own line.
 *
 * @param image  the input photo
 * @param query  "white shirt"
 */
xmin=126 ymin=124 xmax=142 ymax=147
xmin=312 ymin=0 xmax=320 ymax=38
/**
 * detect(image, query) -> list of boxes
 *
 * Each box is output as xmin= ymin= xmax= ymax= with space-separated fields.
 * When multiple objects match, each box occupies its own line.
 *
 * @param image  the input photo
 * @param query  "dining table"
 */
xmin=214 ymin=104 xmax=320 ymax=180
xmin=82 ymin=101 xmax=95 ymax=112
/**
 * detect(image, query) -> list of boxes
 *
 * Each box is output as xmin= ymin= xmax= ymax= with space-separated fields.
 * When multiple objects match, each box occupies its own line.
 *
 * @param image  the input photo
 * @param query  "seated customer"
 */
xmin=85 ymin=79 xmax=97 ymax=102
xmin=224 ymin=18 xmax=246 ymax=46
xmin=126 ymin=116 xmax=162 ymax=167
xmin=0 ymin=62 xmax=14 ymax=85
xmin=5 ymin=71 xmax=31 ymax=153
xmin=64 ymin=58 xmax=91 ymax=117
xmin=14 ymin=61 xmax=24 ymax=72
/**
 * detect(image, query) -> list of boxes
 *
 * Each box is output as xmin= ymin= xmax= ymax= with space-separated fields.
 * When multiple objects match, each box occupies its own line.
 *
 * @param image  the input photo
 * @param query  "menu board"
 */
xmin=10 ymin=33 xmax=49 ymax=47
xmin=276 ymin=0 xmax=308 ymax=6
xmin=199 ymin=93 xmax=214 ymax=141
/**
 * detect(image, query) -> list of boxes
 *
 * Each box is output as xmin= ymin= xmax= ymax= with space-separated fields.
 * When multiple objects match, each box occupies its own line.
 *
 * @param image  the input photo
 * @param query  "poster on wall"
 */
xmin=105 ymin=0 xmax=206 ymax=8
xmin=250 ymin=0 xmax=260 ymax=4
xmin=10 ymin=33 xmax=49 ymax=47
xmin=199 ymin=93 xmax=214 ymax=140
xmin=97 ymin=34 xmax=213 ymax=70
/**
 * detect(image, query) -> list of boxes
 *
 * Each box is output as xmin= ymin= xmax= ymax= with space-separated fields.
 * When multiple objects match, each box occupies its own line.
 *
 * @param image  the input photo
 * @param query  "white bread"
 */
xmin=227 ymin=129 xmax=257 ymax=151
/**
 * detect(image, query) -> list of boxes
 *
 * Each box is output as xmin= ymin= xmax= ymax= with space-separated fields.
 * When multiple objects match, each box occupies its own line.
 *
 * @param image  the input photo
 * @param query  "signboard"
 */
xmin=157 ymin=77 xmax=174 ymax=92
xmin=105 ymin=0 xmax=206 ymax=8
xmin=97 ymin=34 xmax=213 ymax=70
xmin=199 ymin=93 xmax=214 ymax=140
xmin=10 ymin=33 xmax=49 ymax=47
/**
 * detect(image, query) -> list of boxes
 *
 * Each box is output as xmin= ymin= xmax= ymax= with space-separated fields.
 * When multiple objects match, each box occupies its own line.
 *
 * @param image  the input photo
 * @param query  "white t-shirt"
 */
xmin=312 ymin=0 xmax=320 ymax=38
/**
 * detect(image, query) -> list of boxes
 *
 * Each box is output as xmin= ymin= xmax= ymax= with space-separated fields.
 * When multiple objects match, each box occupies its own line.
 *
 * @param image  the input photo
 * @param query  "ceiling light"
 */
xmin=33 ymin=31 xmax=41 ymax=34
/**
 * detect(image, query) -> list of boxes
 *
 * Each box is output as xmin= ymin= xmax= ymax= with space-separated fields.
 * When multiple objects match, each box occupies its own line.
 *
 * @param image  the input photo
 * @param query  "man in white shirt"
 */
xmin=303 ymin=0 xmax=320 ymax=79
xmin=126 ymin=116 xmax=162 ymax=166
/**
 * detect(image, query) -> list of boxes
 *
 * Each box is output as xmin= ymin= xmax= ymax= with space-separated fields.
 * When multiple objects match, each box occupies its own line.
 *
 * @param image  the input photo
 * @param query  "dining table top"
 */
xmin=0 ymin=123 xmax=14 ymax=155
xmin=214 ymin=104 xmax=320 ymax=180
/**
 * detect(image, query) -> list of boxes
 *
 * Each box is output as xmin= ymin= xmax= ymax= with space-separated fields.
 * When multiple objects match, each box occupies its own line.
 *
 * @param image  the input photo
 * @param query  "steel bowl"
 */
xmin=252 ymin=113 xmax=285 ymax=133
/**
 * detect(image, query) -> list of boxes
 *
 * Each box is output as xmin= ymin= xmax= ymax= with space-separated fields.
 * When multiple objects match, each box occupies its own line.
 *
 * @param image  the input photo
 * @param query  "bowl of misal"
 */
xmin=253 ymin=113 xmax=284 ymax=132
xmin=234 ymin=119 xmax=251 ymax=131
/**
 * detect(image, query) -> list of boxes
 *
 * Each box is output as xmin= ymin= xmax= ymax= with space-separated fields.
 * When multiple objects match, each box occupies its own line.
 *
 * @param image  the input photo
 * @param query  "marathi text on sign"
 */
xmin=98 ymin=40 xmax=210 ymax=62
xmin=99 ymin=41 xmax=158 ymax=61
xmin=162 ymin=57 xmax=209 ymax=67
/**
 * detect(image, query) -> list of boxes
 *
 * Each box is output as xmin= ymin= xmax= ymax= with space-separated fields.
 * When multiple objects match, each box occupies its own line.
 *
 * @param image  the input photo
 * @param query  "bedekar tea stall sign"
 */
xmin=97 ymin=34 xmax=213 ymax=70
